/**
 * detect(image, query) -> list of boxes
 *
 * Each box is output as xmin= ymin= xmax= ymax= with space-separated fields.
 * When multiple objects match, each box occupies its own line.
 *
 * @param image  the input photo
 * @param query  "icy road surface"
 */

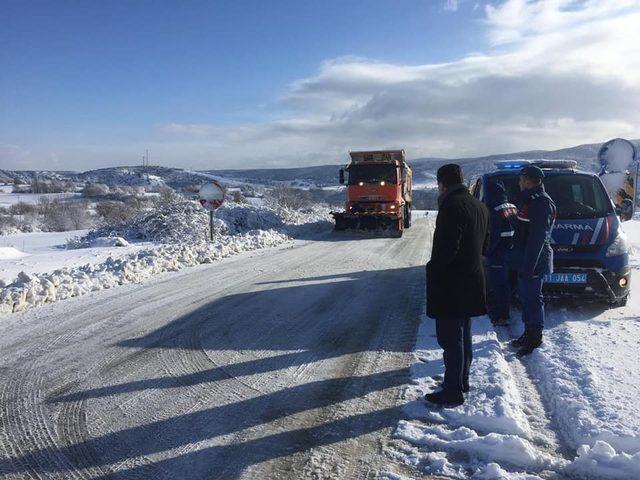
xmin=0 ymin=217 xmax=433 ymax=479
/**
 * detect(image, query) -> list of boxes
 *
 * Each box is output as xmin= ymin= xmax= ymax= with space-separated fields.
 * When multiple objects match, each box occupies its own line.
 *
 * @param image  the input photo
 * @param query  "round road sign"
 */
xmin=198 ymin=181 xmax=226 ymax=211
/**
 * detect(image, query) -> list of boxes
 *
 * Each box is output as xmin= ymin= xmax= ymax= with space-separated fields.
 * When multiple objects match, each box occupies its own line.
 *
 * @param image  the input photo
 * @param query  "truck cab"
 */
xmin=472 ymin=160 xmax=631 ymax=306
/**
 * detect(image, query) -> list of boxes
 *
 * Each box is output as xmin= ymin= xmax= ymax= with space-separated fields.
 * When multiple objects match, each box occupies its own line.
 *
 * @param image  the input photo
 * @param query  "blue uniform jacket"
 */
xmin=511 ymin=184 xmax=556 ymax=276
xmin=485 ymin=182 xmax=517 ymax=264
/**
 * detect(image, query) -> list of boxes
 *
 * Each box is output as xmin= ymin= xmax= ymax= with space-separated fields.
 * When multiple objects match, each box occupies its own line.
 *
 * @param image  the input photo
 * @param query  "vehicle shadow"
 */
xmin=19 ymin=264 xmax=426 ymax=478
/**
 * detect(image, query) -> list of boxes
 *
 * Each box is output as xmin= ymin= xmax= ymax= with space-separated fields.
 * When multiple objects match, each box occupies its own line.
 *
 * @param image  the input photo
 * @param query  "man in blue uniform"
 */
xmin=511 ymin=166 xmax=556 ymax=356
xmin=485 ymin=181 xmax=517 ymax=326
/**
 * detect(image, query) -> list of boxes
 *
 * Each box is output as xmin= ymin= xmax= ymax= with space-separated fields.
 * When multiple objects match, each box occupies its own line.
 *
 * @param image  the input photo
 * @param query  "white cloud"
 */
xmin=153 ymin=1 xmax=640 ymax=169
xmin=4 ymin=0 xmax=640 ymax=170
xmin=485 ymin=0 xmax=639 ymax=45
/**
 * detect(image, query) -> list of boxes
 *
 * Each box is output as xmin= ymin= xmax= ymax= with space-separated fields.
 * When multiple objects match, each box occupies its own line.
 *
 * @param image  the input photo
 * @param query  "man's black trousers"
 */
xmin=435 ymin=317 xmax=472 ymax=394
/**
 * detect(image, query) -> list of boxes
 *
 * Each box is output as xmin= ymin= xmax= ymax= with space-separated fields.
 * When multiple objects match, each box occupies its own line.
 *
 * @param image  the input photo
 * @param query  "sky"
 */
xmin=2 ymin=0 xmax=640 ymax=171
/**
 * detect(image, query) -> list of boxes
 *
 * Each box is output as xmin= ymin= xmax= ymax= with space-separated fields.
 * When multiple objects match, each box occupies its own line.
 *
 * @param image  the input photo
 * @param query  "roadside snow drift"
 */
xmin=1 ymin=201 xmax=333 ymax=315
xmin=395 ymin=298 xmax=640 ymax=478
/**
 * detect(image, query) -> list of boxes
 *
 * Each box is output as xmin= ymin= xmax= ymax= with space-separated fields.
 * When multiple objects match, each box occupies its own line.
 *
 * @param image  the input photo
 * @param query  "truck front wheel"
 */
xmin=403 ymin=205 xmax=412 ymax=228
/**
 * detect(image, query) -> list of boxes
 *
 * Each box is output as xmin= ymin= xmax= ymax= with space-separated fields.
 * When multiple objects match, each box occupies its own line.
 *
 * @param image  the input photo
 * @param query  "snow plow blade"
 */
xmin=331 ymin=212 xmax=402 ymax=236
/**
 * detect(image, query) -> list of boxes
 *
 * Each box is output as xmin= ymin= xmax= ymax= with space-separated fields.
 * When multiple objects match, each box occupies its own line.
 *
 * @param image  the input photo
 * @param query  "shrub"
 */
xmin=266 ymin=185 xmax=312 ymax=210
xmin=40 ymin=198 xmax=93 ymax=231
xmin=82 ymin=183 xmax=110 ymax=198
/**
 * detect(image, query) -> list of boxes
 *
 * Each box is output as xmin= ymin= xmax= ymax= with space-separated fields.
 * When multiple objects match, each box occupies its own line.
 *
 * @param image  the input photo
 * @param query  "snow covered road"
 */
xmin=0 ymin=217 xmax=433 ymax=479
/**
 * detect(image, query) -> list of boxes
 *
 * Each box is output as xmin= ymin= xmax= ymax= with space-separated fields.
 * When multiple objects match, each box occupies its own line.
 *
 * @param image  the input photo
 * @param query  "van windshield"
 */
xmin=490 ymin=173 xmax=613 ymax=219
xmin=348 ymin=164 xmax=398 ymax=184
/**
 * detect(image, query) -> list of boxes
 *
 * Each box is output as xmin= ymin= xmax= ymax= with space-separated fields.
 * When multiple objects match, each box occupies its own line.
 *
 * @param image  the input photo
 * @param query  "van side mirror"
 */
xmin=339 ymin=169 xmax=345 ymax=185
xmin=619 ymin=198 xmax=634 ymax=222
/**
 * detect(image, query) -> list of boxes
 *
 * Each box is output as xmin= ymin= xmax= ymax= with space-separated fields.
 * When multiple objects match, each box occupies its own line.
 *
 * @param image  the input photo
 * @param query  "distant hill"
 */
xmin=1 ymin=139 xmax=638 ymax=190
xmin=205 ymin=139 xmax=640 ymax=187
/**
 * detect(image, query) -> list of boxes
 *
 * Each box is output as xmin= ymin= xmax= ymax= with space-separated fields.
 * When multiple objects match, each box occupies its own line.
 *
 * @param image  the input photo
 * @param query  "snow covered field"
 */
xmin=391 ymin=219 xmax=640 ymax=479
xmin=0 ymin=188 xmax=80 ymax=208
xmin=0 ymin=230 xmax=155 ymax=284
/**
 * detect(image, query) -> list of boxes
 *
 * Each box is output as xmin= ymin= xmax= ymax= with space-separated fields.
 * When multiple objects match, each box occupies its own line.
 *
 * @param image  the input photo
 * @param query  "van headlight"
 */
xmin=606 ymin=230 xmax=630 ymax=257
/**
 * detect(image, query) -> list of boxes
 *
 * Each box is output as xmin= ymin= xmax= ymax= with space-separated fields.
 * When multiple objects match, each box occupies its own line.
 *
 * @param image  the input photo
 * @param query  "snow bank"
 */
xmin=392 ymin=315 xmax=562 ymax=478
xmin=71 ymin=200 xmax=333 ymax=246
xmin=392 ymin=307 xmax=640 ymax=479
xmin=403 ymin=316 xmax=531 ymax=437
xmin=0 ymin=246 xmax=27 ymax=260
xmin=0 ymin=229 xmax=288 ymax=315
xmin=566 ymin=441 xmax=640 ymax=479
xmin=395 ymin=423 xmax=560 ymax=472
xmin=522 ymin=322 xmax=640 ymax=454
xmin=71 ymin=199 xmax=210 ymax=245
xmin=0 ymin=201 xmax=333 ymax=316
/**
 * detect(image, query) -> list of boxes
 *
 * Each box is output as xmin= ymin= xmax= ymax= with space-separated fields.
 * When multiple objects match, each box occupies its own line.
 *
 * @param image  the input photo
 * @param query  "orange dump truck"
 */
xmin=332 ymin=149 xmax=412 ymax=236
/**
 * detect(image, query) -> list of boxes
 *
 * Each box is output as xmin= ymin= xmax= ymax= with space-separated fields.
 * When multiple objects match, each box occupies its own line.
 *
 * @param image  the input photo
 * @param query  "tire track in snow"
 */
xmin=494 ymin=323 xmax=575 ymax=478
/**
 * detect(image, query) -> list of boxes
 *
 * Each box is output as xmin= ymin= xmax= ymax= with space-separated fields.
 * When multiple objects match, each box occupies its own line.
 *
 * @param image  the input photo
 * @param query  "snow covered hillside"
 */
xmin=391 ymin=218 xmax=640 ymax=479
xmin=2 ymin=139 xmax=638 ymax=194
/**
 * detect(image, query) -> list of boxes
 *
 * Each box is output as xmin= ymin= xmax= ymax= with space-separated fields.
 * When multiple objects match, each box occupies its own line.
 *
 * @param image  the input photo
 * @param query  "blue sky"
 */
xmin=2 ymin=0 xmax=640 ymax=170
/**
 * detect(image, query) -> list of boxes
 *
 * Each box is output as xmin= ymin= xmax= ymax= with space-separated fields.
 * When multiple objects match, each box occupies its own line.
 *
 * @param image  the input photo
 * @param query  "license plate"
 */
xmin=544 ymin=273 xmax=587 ymax=283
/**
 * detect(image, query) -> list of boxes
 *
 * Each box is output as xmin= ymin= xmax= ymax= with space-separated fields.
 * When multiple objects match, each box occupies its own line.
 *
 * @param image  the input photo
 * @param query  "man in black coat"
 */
xmin=426 ymin=164 xmax=489 ymax=406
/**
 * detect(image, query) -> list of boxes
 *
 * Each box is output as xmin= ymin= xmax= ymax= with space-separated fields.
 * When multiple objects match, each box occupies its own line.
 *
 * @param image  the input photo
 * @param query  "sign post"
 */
xmin=198 ymin=181 xmax=226 ymax=241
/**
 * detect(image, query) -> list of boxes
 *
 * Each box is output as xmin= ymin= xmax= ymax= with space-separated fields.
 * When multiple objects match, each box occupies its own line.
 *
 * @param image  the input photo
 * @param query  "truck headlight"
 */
xmin=390 ymin=204 xmax=396 ymax=210
xmin=606 ymin=230 xmax=629 ymax=257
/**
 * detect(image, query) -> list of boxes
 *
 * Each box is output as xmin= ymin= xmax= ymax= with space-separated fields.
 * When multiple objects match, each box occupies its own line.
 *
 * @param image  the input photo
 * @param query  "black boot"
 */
xmin=517 ymin=330 xmax=543 ymax=356
xmin=433 ymin=379 xmax=470 ymax=393
xmin=511 ymin=328 xmax=531 ymax=347
xmin=424 ymin=389 xmax=464 ymax=407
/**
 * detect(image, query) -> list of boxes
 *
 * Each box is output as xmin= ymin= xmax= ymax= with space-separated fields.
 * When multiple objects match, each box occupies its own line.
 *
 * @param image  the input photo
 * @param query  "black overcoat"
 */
xmin=426 ymin=184 xmax=489 ymax=319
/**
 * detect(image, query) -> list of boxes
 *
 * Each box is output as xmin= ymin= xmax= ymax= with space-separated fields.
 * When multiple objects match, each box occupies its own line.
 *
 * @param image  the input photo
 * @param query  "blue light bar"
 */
xmin=495 ymin=159 xmax=577 ymax=170
xmin=495 ymin=160 xmax=532 ymax=170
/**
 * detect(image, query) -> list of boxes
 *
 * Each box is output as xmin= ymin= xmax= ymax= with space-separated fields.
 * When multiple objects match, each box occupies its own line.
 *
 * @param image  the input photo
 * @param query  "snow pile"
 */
xmin=88 ymin=237 xmax=129 ymax=247
xmin=0 ymin=229 xmax=288 ymax=315
xmin=211 ymin=202 xmax=332 ymax=237
xmin=385 ymin=444 xmax=465 ymax=477
xmin=394 ymin=423 xmax=560 ymax=472
xmin=566 ymin=441 xmax=640 ymax=480
xmin=71 ymin=200 xmax=333 ymax=247
xmin=472 ymin=463 xmax=544 ymax=479
xmin=0 ymin=246 xmax=27 ymax=260
xmin=214 ymin=202 xmax=285 ymax=235
xmin=71 ymin=200 xmax=210 ymax=245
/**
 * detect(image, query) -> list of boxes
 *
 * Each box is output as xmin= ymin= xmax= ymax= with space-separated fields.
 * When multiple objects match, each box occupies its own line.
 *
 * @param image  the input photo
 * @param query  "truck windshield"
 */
xmin=491 ymin=173 xmax=613 ymax=219
xmin=348 ymin=164 xmax=398 ymax=185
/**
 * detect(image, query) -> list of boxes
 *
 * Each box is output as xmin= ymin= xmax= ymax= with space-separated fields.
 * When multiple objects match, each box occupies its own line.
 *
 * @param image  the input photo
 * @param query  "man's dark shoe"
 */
xmin=434 ymin=379 xmax=470 ymax=393
xmin=511 ymin=329 xmax=530 ymax=347
xmin=516 ymin=331 xmax=543 ymax=357
xmin=424 ymin=389 xmax=464 ymax=407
